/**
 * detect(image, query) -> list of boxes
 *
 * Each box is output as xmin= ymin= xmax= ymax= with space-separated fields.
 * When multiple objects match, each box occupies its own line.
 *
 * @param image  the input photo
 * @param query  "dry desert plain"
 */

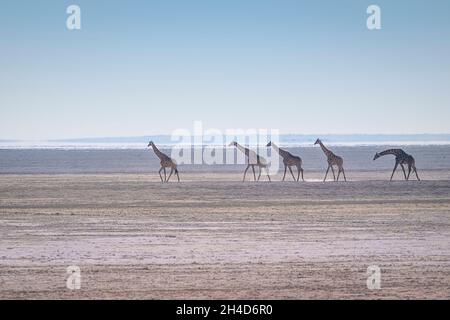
xmin=0 ymin=170 xmax=449 ymax=299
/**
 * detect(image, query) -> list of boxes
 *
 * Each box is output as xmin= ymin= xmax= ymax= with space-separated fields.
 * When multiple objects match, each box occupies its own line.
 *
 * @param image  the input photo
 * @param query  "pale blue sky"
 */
xmin=1 ymin=0 xmax=449 ymax=140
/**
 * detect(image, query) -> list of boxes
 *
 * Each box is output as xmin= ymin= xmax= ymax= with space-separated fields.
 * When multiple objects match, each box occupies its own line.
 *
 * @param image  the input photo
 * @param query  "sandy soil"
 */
xmin=0 ymin=172 xmax=449 ymax=299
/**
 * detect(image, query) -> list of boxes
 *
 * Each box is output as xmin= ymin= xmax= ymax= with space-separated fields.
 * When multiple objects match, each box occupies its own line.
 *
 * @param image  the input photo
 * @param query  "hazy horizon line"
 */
xmin=2 ymin=133 xmax=450 ymax=143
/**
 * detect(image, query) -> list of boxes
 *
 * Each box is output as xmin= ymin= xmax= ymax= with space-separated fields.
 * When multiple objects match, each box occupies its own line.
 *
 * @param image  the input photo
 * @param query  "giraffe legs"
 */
xmin=288 ymin=166 xmax=296 ymax=181
xmin=243 ymin=164 xmax=251 ymax=182
xmin=406 ymin=164 xmax=412 ymax=180
xmin=324 ymin=165 xmax=330 ymax=182
xmin=342 ymin=168 xmax=347 ymax=182
xmin=297 ymin=165 xmax=304 ymax=181
xmin=336 ymin=167 xmax=347 ymax=182
xmin=166 ymin=168 xmax=174 ymax=182
xmin=158 ymin=167 xmax=164 ymax=182
xmin=390 ymin=162 xmax=399 ymax=181
xmin=257 ymin=166 xmax=271 ymax=182
xmin=265 ymin=167 xmax=271 ymax=182
xmin=330 ymin=166 xmax=336 ymax=181
xmin=159 ymin=166 xmax=179 ymax=183
xmin=390 ymin=161 xmax=419 ymax=182
xmin=413 ymin=166 xmax=420 ymax=181
xmin=407 ymin=162 xmax=420 ymax=181
xmin=400 ymin=164 xmax=407 ymax=180
xmin=282 ymin=165 xmax=287 ymax=181
xmin=241 ymin=164 xmax=258 ymax=181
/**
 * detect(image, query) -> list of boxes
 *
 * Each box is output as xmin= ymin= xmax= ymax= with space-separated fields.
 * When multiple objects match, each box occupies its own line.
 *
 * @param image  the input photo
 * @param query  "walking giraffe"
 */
xmin=373 ymin=149 xmax=420 ymax=181
xmin=266 ymin=141 xmax=304 ymax=181
xmin=148 ymin=141 xmax=180 ymax=182
xmin=229 ymin=141 xmax=271 ymax=182
xmin=314 ymin=138 xmax=347 ymax=182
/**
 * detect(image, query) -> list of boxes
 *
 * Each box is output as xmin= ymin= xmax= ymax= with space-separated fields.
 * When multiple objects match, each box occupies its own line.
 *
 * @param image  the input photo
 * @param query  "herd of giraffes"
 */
xmin=147 ymin=139 xmax=420 ymax=183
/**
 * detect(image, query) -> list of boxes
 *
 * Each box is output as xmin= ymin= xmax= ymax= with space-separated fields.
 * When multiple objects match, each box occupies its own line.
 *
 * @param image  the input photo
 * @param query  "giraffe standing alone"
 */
xmin=314 ymin=138 xmax=347 ymax=182
xmin=148 ymin=141 xmax=180 ymax=182
xmin=266 ymin=141 xmax=304 ymax=181
xmin=229 ymin=141 xmax=271 ymax=182
xmin=373 ymin=149 xmax=420 ymax=181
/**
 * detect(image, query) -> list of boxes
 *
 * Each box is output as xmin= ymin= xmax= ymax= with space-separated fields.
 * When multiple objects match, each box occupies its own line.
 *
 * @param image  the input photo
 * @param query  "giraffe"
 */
xmin=373 ymin=149 xmax=420 ymax=181
xmin=314 ymin=138 xmax=346 ymax=182
xmin=266 ymin=141 xmax=304 ymax=181
xmin=148 ymin=141 xmax=180 ymax=182
xmin=229 ymin=141 xmax=271 ymax=182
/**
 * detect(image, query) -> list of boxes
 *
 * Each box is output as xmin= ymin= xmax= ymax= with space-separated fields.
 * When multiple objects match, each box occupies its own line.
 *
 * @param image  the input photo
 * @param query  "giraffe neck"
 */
xmin=271 ymin=142 xmax=288 ymax=158
xmin=235 ymin=143 xmax=249 ymax=156
xmin=379 ymin=149 xmax=405 ymax=157
xmin=318 ymin=141 xmax=333 ymax=158
xmin=151 ymin=144 xmax=165 ymax=160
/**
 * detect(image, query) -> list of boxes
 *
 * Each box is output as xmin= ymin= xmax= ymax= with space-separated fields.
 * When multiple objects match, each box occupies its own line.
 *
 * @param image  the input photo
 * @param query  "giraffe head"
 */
xmin=228 ymin=141 xmax=238 ymax=147
xmin=314 ymin=138 xmax=321 ymax=145
xmin=266 ymin=141 xmax=272 ymax=147
xmin=148 ymin=141 xmax=154 ymax=147
xmin=373 ymin=152 xmax=380 ymax=160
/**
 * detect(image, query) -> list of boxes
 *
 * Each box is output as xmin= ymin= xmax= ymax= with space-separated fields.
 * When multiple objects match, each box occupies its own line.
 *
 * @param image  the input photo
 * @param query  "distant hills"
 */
xmin=2 ymin=134 xmax=450 ymax=149
xmin=48 ymin=134 xmax=450 ymax=144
